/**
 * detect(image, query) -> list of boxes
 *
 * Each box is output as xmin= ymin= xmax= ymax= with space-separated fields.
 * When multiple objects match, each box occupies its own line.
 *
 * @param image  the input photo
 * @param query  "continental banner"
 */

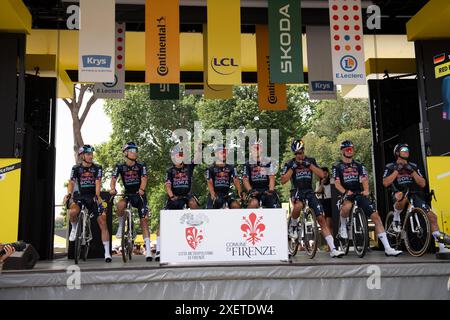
xmin=0 ymin=159 xmax=21 ymax=243
xmin=329 ymin=0 xmax=366 ymax=85
xmin=256 ymin=25 xmax=287 ymax=111
xmin=145 ymin=0 xmax=180 ymax=84
xmin=79 ymin=0 xmax=115 ymax=83
xmin=207 ymin=0 xmax=241 ymax=85
xmin=203 ymin=24 xmax=233 ymax=99
xmin=149 ymin=84 xmax=180 ymax=100
xmin=94 ymin=23 xmax=126 ymax=99
xmin=268 ymin=0 xmax=303 ymax=83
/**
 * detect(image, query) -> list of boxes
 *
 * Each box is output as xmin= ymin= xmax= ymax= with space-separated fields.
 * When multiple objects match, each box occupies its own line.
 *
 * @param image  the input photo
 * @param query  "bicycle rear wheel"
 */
xmin=121 ymin=213 xmax=130 ymax=263
xmin=337 ymin=216 xmax=350 ymax=255
xmin=74 ymin=216 xmax=83 ymax=265
xmin=353 ymin=208 xmax=368 ymax=258
xmin=128 ymin=215 xmax=134 ymax=261
xmin=302 ymin=208 xmax=319 ymax=259
xmin=287 ymin=218 xmax=299 ymax=257
xmin=385 ymin=211 xmax=402 ymax=250
xmin=404 ymin=208 xmax=431 ymax=257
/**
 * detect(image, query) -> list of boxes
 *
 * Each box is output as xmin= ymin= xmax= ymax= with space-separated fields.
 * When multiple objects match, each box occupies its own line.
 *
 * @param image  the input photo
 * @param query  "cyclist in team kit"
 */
xmin=383 ymin=143 xmax=450 ymax=253
xmin=332 ymin=140 xmax=402 ymax=257
xmin=110 ymin=142 xmax=153 ymax=261
xmin=281 ymin=139 xmax=344 ymax=258
xmin=64 ymin=145 xmax=112 ymax=263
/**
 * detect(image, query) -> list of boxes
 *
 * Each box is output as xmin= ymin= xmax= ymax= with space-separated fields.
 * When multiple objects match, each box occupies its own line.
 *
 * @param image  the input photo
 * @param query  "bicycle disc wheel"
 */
xmin=385 ymin=211 xmax=402 ymax=250
xmin=121 ymin=213 xmax=129 ymax=263
xmin=74 ymin=216 xmax=83 ymax=265
xmin=353 ymin=208 xmax=368 ymax=258
xmin=337 ymin=216 xmax=350 ymax=255
xmin=287 ymin=218 xmax=299 ymax=257
xmin=404 ymin=208 xmax=431 ymax=257
xmin=303 ymin=208 xmax=319 ymax=259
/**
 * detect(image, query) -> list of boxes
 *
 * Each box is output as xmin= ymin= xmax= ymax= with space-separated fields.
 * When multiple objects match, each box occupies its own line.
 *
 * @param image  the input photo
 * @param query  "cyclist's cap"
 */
xmin=214 ymin=143 xmax=227 ymax=152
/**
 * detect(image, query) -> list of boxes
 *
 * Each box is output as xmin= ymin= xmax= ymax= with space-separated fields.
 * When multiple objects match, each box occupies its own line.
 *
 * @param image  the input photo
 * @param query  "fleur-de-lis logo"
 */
xmin=241 ymin=212 xmax=265 ymax=245
xmin=185 ymin=226 xmax=203 ymax=250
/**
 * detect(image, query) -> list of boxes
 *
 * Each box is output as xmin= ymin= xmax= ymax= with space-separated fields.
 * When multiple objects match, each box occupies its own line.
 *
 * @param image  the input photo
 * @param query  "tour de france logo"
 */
xmin=241 ymin=212 xmax=266 ymax=245
xmin=340 ymin=55 xmax=358 ymax=72
xmin=180 ymin=212 xmax=209 ymax=250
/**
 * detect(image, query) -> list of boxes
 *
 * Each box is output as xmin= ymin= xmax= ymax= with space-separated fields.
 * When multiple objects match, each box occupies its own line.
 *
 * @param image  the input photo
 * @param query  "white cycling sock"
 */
xmin=432 ymin=231 xmax=446 ymax=251
xmin=144 ymin=237 xmax=151 ymax=257
xmin=393 ymin=207 xmax=402 ymax=222
xmin=325 ymin=235 xmax=336 ymax=251
xmin=71 ymin=222 xmax=78 ymax=230
xmin=103 ymin=241 xmax=111 ymax=258
xmin=118 ymin=216 xmax=124 ymax=228
xmin=378 ymin=232 xmax=392 ymax=250
xmin=290 ymin=217 xmax=298 ymax=226
xmin=340 ymin=216 xmax=347 ymax=229
xmin=156 ymin=236 xmax=160 ymax=252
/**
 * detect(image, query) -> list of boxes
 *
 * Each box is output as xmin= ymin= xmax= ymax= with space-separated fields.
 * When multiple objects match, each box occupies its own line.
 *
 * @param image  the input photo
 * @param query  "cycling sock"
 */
xmin=378 ymin=232 xmax=391 ymax=250
xmin=144 ymin=237 xmax=151 ymax=257
xmin=290 ymin=217 xmax=298 ymax=226
xmin=103 ymin=241 xmax=111 ymax=258
xmin=393 ymin=208 xmax=402 ymax=222
xmin=340 ymin=216 xmax=347 ymax=229
xmin=71 ymin=221 xmax=78 ymax=230
xmin=118 ymin=216 xmax=124 ymax=228
xmin=325 ymin=235 xmax=336 ymax=251
xmin=156 ymin=236 xmax=160 ymax=252
xmin=432 ymin=231 xmax=446 ymax=251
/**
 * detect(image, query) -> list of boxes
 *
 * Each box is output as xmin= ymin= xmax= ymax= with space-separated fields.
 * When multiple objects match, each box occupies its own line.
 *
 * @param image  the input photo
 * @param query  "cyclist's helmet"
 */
xmin=170 ymin=145 xmax=183 ymax=156
xmin=78 ymin=144 xmax=95 ymax=155
xmin=291 ymin=139 xmax=305 ymax=153
xmin=122 ymin=142 xmax=138 ymax=153
xmin=340 ymin=140 xmax=354 ymax=150
xmin=214 ymin=143 xmax=227 ymax=153
xmin=393 ymin=143 xmax=409 ymax=158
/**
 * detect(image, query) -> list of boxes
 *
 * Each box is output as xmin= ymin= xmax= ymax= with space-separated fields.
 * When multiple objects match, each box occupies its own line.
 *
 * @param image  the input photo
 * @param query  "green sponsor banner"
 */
xmin=268 ymin=0 xmax=303 ymax=83
xmin=149 ymin=84 xmax=180 ymax=100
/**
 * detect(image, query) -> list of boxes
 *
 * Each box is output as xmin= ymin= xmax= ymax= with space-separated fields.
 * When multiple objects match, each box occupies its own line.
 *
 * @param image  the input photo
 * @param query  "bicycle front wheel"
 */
xmin=385 ymin=211 xmax=402 ymax=250
xmin=337 ymin=216 xmax=350 ymax=255
xmin=302 ymin=208 xmax=319 ymax=259
xmin=121 ymin=213 xmax=130 ymax=263
xmin=404 ymin=208 xmax=431 ymax=257
xmin=74 ymin=216 xmax=83 ymax=265
xmin=287 ymin=218 xmax=299 ymax=257
xmin=353 ymin=208 xmax=368 ymax=258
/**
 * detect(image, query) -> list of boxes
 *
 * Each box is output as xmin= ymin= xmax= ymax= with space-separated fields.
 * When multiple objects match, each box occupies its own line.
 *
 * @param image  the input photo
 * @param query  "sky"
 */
xmin=54 ymin=95 xmax=112 ymax=217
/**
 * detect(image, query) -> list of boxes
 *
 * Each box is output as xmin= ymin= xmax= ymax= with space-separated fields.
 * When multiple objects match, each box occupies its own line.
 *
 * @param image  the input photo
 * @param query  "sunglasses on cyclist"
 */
xmin=127 ymin=148 xmax=138 ymax=153
xmin=399 ymin=147 xmax=409 ymax=153
xmin=343 ymin=147 xmax=354 ymax=153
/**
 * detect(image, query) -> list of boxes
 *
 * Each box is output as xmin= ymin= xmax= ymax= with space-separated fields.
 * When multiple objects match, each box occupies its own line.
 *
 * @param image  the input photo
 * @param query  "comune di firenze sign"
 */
xmin=160 ymin=209 xmax=288 ymax=264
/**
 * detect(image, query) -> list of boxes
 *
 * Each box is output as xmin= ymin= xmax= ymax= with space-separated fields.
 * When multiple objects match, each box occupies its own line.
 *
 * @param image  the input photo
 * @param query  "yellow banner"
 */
xmin=203 ymin=24 xmax=233 ymax=99
xmin=145 ymin=0 xmax=180 ymax=83
xmin=0 ymin=159 xmax=21 ymax=243
xmin=435 ymin=61 xmax=450 ymax=79
xmin=427 ymin=156 xmax=450 ymax=237
xmin=207 ymin=0 xmax=241 ymax=85
xmin=256 ymin=25 xmax=287 ymax=111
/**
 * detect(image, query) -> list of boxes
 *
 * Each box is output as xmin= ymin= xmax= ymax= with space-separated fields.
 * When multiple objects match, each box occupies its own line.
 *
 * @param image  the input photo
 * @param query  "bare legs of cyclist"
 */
xmin=288 ymin=199 xmax=302 ymax=249
xmin=316 ymin=214 xmax=344 ymax=257
xmin=68 ymin=203 xmax=80 ymax=242
xmin=97 ymin=211 xmax=112 ymax=262
xmin=247 ymin=198 xmax=260 ymax=208
xmin=115 ymin=199 xmax=127 ymax=239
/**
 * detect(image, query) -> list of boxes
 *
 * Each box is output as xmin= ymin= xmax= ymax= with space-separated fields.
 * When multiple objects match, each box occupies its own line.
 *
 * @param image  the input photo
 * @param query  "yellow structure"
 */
xmin=0 ymin=159 xmax=22 ymax=243
xmin=407 ymin=0 xmax=450 ymax=41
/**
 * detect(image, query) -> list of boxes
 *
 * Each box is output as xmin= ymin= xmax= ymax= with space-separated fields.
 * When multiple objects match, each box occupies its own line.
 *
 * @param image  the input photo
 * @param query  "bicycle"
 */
xmin=385 ymin=189 xmax=431 ymax=257
xmin=287 ymin=191 xmax=319 ymax=259
xmin=336 ymin=191 xmax=369 ymax=258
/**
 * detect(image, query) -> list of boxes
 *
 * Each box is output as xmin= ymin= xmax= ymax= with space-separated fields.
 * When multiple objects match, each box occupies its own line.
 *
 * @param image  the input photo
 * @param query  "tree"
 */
xmin=62 ymin=84 xmax=97 ymax=162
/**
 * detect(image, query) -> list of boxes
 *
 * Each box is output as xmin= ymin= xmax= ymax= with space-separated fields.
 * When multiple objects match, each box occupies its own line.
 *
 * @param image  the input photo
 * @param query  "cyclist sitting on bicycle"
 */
xmin=333 ymin=140 xmax=402 ymax=257
xmin=383 ymin=143 xmax=450 ymax=253
xmin=243 ymin=140 xmax=280 ymax=208
xmin=109 ymin=142 xmax=153 ymax=261
xmin=281 ymin=139 xmax=344 ymax=258
xmin=64 ymin=145 xmax=111 ymax=263
xmin=206 ymin=143 xmax=243 ymax=209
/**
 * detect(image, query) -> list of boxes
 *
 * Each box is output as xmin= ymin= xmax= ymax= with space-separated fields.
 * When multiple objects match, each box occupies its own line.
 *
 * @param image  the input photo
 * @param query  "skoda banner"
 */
xmin=160 ymin=209 xmax=288 ymax=265
xmin=328 ymin=0 xmax=366 ymax=85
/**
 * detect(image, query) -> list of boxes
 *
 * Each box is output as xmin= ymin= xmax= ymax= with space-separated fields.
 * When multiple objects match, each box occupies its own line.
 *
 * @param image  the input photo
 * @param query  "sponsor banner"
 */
xmin=145 ymin=0 xmax=180 ymax=84
xmin=203 ymin=24 xmax=233 ymax=99
xmin=427 ymin=157 xmax=450 ymax=235
xmin=329 ymin=0 xmax=366 ymax=85
xmin=149 ymin=83 xmax=180 ymax=100
xmin=0 ymin=159 xmax=21 ymax=243
xmin=207 ymin=0 xmax=241 ymax=85
xmin=306 ymin=26 xmax=337 ymax=100
xmin=256 ymin=25 xmax=287 ymax=111
xmin=160 ymin=209 xmax=288 ymax=264
xmin=268 ymin=0 xmax=303 ymax=83
xmin=78 ymin=0 xmax=115 ymax=83
xmin=94 ymin=23 xmax=126 ymax=99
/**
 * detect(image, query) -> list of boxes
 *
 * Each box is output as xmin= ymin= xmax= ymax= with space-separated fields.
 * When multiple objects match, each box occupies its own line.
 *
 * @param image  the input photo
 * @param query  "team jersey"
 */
xmin=112 ymin=161 xmax=147 ymax=193
xmin=243 ymin=159 xmax=275 ymax=190
xmin=165 ymin=163 xmax=196 ymax=196
xmin=383 ymin=162 xmax=423 ymax=192
xmin=206 ymin=163 xmax=238 ymax=194
xmin=332 ymin=160 xmax=367 ymax=192
xmin=282 ymin=157 xmax=318 ymax=191
xmin=70 ymin=163 xmax=102 ymax=196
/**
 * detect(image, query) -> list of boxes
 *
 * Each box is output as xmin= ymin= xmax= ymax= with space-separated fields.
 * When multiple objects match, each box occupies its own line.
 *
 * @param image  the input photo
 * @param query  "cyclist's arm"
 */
xmin=67 ymin=180 xmax=74 ymax=195
xmin=382 ymin=170 xmax=398 ymax=187
xmin=412 ymin=171 xmax=426 ymax=188
xmin=165 ymin=183 xmax=175 ymax=198
xmin=269 ymin=175 xmax=275 ymax=192
xmin=310 ymin=164 xmax=325 ymax=179
xmin=233 ymin=177 xmax=242 ymax=196
xmin=110 ymin=176 xmax=117 ymax=191
xmin=95 ymin=179 xmax=102 ymax=200
xmin=280 ymin=164 xmax=293 ymax=185
xmin=207 ymin=179 xmax=216 ymax=198
xmin=139 ymin=175 xmax=148 ymax=192
xmin=243 ymin=177 xmax=252 ymax=192
xmin=334 ymin=179 xmax=346 ymax=195
xmin=361 ymin=177 xmax=370 ymax=195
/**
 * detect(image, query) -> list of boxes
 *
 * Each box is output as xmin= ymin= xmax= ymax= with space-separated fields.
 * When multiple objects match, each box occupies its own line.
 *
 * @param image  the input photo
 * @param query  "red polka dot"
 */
xmin=117 ymin=37 xmax=123 ymax=42
xmin=343 ymin=15 xmax=349 ymax=21
xmin=343 ymin=5 xmax=349 ymax=11
xmin=117 ymin=55 xmax=123 ymax=60
xmin=353 ymin=5 xmax=359 ymax=11
xmin=117 ymin=46 xmax=123 ymax=51
xmin=356 ymin=45 xmax=362 ymax=51
xmin=354 ymin=25 xmax=361 ymax=31
xmin=333 ymin=25 xmax=339 ymax=31
xmin=355 ymin=35 xmax=361 ymax=41
xmin=118 ymin=28 xmax=123 ymax=34
xmin=335 ymin=45 xmax=341 ymax=51
xmin=334 ymin=35 xmax=340 ymax=41
xmin=117 ymin=64 xmax=123 ymax=69
xmin=354 ymin=15 xmax=360 ymax=21
xmin=333 ymin=15 xmax=339 ymax=20
xmin=332 ymin=5 xmax=338 ymax=10
xmin=344 ymin=25 xmax=350 ymax=31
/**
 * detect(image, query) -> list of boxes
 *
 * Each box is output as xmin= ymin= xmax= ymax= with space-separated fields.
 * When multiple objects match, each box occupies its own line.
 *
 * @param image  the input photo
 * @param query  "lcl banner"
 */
xmin=149 ymin=84 xmax=180 ymax=100
xmin=206 ymin=0 xmax=241 ymax=85
xmin=256 ymin=25 xmax=287 ymax=111
xmin=78 ymin=0 xmax=115 ymax=83
xmin=160 ymin=209 xmax=288 ymax=265
xmin=145 ymin=0 xmax=180 ymax=84
xmin=306 ymin=26 xmax=337 ymax=100
xmin=94 ymin=23 xmax=126 ymax=99
xmin=328 ymin=0 xmax=366 ymax=85
xmin=268 ymin=0 xmax=303 ymax=84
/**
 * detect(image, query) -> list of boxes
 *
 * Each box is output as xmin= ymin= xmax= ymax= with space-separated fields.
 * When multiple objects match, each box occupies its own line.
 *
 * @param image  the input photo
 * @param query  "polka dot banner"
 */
xmin=328 ymin=0 xmax=366 ymax=84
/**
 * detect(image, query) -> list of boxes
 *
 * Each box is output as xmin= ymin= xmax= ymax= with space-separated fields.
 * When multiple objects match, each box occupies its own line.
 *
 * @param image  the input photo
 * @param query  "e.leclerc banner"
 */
xmin=79 ymin=0 xmax=115 ymax=83
xmin=329 ymin=0 xmax=366 ymax=85
xmin=145 ymin=0 xmax=180 ymax=84
xmin=160 ymin=209 xmax=288 ymax=264
xmin=206 ymin=0 xmax=241 ymax=85
xmin=256 ymin=25 xmax=287 ymax=111
xmin=268 ymin=0 xmax=303 ymax=84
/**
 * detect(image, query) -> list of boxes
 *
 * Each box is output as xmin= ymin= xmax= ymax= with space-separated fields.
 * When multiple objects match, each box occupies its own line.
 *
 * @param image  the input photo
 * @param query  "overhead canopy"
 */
xmin=407 ymin=0 xmax=450 ymax=41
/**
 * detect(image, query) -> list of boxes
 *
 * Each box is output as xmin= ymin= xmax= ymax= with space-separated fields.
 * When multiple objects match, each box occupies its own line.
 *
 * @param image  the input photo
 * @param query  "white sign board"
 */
xmin=160 ymin=209 xmax=288 ymax=265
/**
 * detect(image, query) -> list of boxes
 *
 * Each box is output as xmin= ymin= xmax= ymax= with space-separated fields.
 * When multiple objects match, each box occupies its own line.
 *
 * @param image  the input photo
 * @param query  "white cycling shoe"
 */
xmin=385 ymin=247 xmax=402 ymax=257
xmin=330 ymin=248 xmax=345 ymax=258
xmin=339 ymin=227 xmax=348 ymax=239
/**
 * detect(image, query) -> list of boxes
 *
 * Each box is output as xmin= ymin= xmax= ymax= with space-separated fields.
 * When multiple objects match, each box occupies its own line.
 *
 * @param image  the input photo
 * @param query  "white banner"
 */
xmin=328 ymin=0 xmax=366 ymax=85
xmin=94 ymin=23 xmax=126 ymax=99
xmin=306 ymin=26 xmax=337 ymax=100
xmin=160 ymin=209 xmax=288 ymax=265
xmin=79 ymin=0 xmax=115 ymax=83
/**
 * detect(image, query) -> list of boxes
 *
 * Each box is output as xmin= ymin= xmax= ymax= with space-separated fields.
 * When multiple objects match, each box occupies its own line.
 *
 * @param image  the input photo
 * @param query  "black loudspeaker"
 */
xmin=2 ymin=244 xmax=40 ymax=270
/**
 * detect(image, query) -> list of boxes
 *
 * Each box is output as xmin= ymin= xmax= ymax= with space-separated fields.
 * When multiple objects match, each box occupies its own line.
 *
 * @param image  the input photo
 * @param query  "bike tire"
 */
xmin=385 ymin=211 xmax=402 ymax=250
xmin=287 ymin=218 xmax=299 ymax=257
xmin=353 ymin=208 xmax=368 ymax=258
xmin=74 ymin=215 xmax=83 ymax=265
xmin=128 ymin=215 xmax=133 ymax=261
xmin=303 ymin=208 xmax=319 ymax=259
xmin=337 ymin=216 xmax=350 ymax=255
xmin=121 ymin=213 xmax=129 ymax=263
xmin=404 ymin=208 xmax=431 ymax=257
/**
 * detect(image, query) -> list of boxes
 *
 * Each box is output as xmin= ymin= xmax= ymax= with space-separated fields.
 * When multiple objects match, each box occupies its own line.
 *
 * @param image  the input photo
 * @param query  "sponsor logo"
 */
xmin=156 ymin=17 xmax=169 ymax=76
xmin=180 ymin=212 xmax=209 ymax=250
xmin=311 ymin=81 xmax=334 ymax=92
xmin=211 ymin=57 xmax=239 ymax=75
xmin=102 ymin=74 xmax=118 ymax=88
xmin=265 ymin=56 xmax=278 ymax=104
xmin=185 ymin=226 xmax=203 ymax=250
xmin=434 ymin=53 xmax=446 ymax=65
xmin=241 ymin=212 xmax=265 ymax=245
xmin=278 ymin=4 xmax=292 ymax=74
xmin=435 ymin=61 xmax=450 ymax=79
xmin=82 ymin=55 xmax=112 ymax=68
xmin=340 ymin=55 xmax=358 ymax=72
